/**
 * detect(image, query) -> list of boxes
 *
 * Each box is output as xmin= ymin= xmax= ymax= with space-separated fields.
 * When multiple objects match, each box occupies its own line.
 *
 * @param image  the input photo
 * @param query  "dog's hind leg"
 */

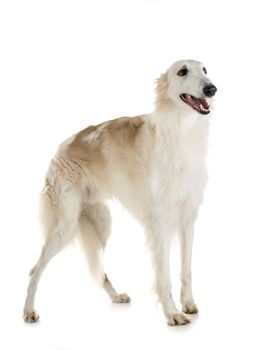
xmin=78 ymin=203 xmax=130 ymax=303
xmin=103 ymin=274 xmax=130 ymax=303
xmin=23 ymin=188 xmax=81 ymax=323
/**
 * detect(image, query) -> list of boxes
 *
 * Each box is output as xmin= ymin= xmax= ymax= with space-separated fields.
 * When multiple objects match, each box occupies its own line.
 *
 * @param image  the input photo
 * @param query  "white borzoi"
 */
xmin=23 ymin=59 xmax=217 ymax=326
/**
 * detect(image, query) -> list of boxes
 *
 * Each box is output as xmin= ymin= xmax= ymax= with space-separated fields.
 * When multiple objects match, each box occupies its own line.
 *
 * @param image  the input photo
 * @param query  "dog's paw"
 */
xmin=24 ymin=311 xmax=40 ymax=323
xmin=112 ymin=293 xmax=131 ymax=303
xmin=182 ymin=300 xmax=198 ymax=314
xmin=167 ymin=312 xmax=191 ymax=326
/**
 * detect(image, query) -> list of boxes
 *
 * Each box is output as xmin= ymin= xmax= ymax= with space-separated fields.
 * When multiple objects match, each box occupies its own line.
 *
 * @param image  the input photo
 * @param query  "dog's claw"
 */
xmin=167 ymin=313 xmax=191 ymax=326
xmin=24 ymin=311 xmax=40 ymax=323
xmin=112 ymin=293 xmax=131 ymax=303
xmin=182 ymin=301 xmax=199 ymax=314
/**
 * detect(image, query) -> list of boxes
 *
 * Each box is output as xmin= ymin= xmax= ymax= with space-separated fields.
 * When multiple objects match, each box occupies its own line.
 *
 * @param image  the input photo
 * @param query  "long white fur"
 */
xmin=23 ymin=59 xmax=215 ymax=326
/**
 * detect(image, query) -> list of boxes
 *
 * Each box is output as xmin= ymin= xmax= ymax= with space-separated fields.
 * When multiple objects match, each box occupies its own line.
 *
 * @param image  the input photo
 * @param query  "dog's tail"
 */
xmin=77 ymin=212 xmax=106 ymax=284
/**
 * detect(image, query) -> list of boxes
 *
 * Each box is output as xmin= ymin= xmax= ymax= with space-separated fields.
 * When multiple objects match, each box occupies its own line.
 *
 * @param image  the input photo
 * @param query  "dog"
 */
xmin=23 ymin=60 xmax=217 ymax=326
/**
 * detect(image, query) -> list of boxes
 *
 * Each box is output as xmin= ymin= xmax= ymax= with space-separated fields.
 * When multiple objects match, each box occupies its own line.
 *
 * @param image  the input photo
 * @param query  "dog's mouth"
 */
xmin=180 ymin=94 xmax=210 ymax=115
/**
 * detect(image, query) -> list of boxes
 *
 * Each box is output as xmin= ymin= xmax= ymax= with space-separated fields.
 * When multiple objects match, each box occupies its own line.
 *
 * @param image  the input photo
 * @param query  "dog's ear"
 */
xmin=155 ymin=72 xmax=169 ymax=106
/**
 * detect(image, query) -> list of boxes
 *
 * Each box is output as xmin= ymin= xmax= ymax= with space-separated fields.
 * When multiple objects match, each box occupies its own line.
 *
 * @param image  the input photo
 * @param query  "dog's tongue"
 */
xmin=199 ymin=98 xmax=209 ymax=110
xmin=182 ymin=94 xmax=210 ymax=114
xmin=187 ymin=95 xmax=209 ymax=111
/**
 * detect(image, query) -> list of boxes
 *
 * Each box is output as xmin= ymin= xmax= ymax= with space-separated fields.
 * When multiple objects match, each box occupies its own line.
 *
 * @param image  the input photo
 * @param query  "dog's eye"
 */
xmin=203 ymin=67 xmax=207 ymax=74
xmin=177 ymin=68 xmax=188 ymax=77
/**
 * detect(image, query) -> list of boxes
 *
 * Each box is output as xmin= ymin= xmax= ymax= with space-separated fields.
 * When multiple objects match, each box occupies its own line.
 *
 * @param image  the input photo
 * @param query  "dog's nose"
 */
xmin=203 ymin=84 xmax=217 ymax=97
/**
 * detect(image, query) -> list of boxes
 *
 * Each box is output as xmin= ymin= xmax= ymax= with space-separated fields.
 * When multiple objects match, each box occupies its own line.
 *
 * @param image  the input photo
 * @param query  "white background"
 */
xmin=0 ymin=0 xmax=270 ymax=349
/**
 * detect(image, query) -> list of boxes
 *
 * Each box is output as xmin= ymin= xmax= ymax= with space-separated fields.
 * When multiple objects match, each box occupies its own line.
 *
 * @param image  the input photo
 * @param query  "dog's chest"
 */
xmin=152 ymin=126 xmax=208 ymax=209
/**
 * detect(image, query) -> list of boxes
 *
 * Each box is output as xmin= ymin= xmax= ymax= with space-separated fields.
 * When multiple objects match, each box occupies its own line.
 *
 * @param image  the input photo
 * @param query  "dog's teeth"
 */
xmin=200 ymin=103 xmax=208 ymax=112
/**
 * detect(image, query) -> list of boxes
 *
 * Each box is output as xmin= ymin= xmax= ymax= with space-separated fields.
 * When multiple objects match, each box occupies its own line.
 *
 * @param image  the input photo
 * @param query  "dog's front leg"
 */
xmin=147 ymin=225 xmax=190 ymax=326
xmin=179 ymin=208 xmax=199 ymax=314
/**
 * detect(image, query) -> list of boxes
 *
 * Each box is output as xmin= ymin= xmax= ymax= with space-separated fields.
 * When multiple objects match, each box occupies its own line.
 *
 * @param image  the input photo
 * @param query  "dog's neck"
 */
xmin=152 ymin=103 xmax=209 ymax=136
xmin=150 ymin=103 xmax=209 ymax=169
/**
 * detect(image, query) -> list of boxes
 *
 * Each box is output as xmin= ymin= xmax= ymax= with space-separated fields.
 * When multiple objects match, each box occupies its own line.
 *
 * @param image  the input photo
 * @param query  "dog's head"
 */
xmin=156 ymin=60 xmax=217 ymax=115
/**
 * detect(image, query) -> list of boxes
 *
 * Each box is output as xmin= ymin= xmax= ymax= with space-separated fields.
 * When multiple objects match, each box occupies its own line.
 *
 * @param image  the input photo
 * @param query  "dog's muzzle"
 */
xmin=180 ymin=83 xmax=217 ymax=115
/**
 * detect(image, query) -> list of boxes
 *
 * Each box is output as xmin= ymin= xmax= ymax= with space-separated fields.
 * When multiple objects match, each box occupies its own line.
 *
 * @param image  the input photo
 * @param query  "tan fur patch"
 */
xmin=63 ymin=115 xmax=154 ymax=187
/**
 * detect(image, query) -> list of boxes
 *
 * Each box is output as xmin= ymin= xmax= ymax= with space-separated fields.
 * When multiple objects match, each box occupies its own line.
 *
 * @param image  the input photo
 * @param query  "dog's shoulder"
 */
xmin=107 ymin=115 xmax=145 ymax=134
xmin=103 ymin=114 xmax=154 ymax=146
